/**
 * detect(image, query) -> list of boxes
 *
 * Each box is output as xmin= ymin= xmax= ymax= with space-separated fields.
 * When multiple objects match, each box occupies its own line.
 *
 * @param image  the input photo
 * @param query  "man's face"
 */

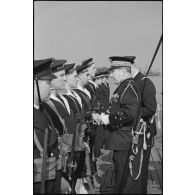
xmin=87 ymin=64 xmax=96 ymax=78
xmin=35 ymin=80 xmax=52 ymax=102
xmin=65 ymin=70 xmax=78 ymax=88
xmin=51 ymin=70 xmax=66 ymax=90
xmin=109 ymin=68 xmax=125 ymax=84
xmin=78 ymin=71 xmax=89 ymax=86
xmin=101 ymin=77 xmax=107 ymax=84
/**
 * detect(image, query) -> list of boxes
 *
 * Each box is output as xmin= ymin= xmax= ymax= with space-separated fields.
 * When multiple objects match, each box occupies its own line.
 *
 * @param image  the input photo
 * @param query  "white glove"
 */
xmin=92 ymin=113 xmax=101 ymax=125
xmin=100 ymin=113 xmax=109 ymax=125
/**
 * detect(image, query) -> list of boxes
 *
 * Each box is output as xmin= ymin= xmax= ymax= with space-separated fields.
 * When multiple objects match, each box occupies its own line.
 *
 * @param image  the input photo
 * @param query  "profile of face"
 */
xmin=78 ymin=71 xmax=89 ymax=86
xmin=109 ymin=68 xmax=126 ymax=84
xmin=87 ymin=64 xmax=96 ymax=78
xmin=34 ymin=80 xmax=51 ymax=102
xmin=51 ymin=70 xmax=66 ymax=90
xmin=66 ymin=70 xmax=78 ymax=88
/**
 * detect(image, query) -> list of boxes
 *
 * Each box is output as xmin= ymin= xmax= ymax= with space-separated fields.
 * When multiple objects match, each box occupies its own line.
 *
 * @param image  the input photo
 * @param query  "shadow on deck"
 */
xmin=95 ymin=141 xmax=162 ymax=194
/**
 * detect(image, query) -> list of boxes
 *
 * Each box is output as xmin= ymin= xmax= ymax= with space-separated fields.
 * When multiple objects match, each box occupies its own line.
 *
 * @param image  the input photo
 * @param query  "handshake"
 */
xmin=92 ymin=113 xmax=109 ymax=125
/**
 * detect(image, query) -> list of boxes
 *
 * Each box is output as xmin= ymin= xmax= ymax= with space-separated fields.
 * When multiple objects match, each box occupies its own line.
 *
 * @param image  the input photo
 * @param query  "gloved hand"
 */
xmin=92 ymin=113 xmax=101 ymax=125
xmin=100 ymin=113 xmax=109 ymax=125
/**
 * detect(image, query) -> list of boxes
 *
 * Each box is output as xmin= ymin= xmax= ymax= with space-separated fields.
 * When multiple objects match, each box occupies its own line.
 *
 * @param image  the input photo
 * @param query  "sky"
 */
xmin=34 ymin=1 xmax=162 ymax=72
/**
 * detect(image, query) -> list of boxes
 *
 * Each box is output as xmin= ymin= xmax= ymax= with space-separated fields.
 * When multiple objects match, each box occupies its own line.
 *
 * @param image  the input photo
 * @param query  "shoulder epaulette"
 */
xmin=142 ymin=76 xmax=149 ymax=80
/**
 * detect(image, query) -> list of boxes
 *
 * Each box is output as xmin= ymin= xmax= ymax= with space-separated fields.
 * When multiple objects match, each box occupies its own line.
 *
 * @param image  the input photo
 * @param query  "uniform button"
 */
xmin=51 ymin=153 xmax=53 ymax=157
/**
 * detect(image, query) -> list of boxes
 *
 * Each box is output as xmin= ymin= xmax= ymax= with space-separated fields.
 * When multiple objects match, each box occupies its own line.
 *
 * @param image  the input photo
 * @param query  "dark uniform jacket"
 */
xmin=92 ymin=85 xmax=102 ymax=113
xmin=133 ymin=71 xmax=157 ymax=140
xmin=62 ymin=93 xmax=82 ymax=118
xmin=41 ymin=102 xmax=64 ymax=135
xmin=50 ymin=95 xmax=76 ymax=134
xmin=73 ymin=88 xmax=93 ymax=121
xmin=100 ymin=83 xmax=110 ymax=112
xmin=107 ymin=78 xmax=140 ymax=150
xmin=85 ymin=81 xmax=99 ymax=111
xmin=85 ymin=81 xmax=96 ymax=101
xmin=34 ymin=107 xmax=58 ymax=159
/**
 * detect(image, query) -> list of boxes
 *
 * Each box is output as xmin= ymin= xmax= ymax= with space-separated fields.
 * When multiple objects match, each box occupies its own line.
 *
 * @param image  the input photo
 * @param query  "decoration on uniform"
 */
xmin=110 ymin=93 xmax=119 ymax=103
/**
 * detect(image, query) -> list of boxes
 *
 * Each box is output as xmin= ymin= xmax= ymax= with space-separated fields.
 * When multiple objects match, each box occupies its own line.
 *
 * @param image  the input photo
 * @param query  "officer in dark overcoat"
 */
xmin=98 ymin=56 xmax=141 ymax=194
xmin=124 ymin=56 xmax=157 ymax=194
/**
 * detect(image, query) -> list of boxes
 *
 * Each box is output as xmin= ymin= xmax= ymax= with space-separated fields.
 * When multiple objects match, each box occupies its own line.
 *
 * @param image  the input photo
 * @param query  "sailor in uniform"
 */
xmin=49 ymin=59 xmax=79 ymax=192
xmin=62 ymin=62 xmax=92 ymax=193
xmin=124 ymin=56 xmax=157 ymax=194
xmin=99 ymin=69 xmax=110 ymax=113
xmin=99 ymin=70 xmax=111 ymax=150
xmin=73 ymin=62 xmax=101 ymax=193
xmin=97 ymin=56 xmax=142 ymax=194
xmin=34 ymin=58 xmax=60 ymax=193
xmin=92 ymin=69 xmax=109 ymax=158
xmin=84 ymin=58 xmax=98 ymax=103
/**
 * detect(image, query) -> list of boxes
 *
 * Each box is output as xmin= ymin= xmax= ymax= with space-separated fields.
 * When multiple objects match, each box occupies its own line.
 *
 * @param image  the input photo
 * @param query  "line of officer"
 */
xmin=50 ymin=59 xmax=92 ymax=193
xmin=124 ymin=56 xmax=157 ymax=194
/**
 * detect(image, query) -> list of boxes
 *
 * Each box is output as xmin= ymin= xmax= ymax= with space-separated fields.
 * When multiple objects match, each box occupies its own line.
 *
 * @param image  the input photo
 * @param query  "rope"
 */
xmin=129 ymin=149 xmax=143 ymax=180
xmin=129 ymin=119 xmax=147 ymax=180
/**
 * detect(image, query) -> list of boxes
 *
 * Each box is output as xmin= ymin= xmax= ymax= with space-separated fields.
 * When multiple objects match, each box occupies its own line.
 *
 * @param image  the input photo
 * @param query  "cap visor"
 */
xmin=38 ymin=74 xmax=57 ymax=80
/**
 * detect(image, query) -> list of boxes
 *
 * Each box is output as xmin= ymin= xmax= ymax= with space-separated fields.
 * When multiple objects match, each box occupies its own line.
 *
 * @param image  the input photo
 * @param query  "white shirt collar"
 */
xmin=34 ymin=104 xmax=40 ymax=110
xmin=76 ymin=85 xmax=91 ymax=99
xmin=89 ymin=80 xmax=98 ymax=88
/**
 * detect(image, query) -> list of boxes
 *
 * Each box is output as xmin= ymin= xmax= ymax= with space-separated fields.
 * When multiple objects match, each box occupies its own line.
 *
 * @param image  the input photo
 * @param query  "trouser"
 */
xmin=94 ymin=125 xmax=112 ymax=156
xmin=140 ymin=146 xmax=152 ymax=194
xmin=34 ymin=170 xmax=62 ymax=194
xmin=94 ymin=125 xmax=104 ymax=158
xmin=113 ymin=150 xmax=142 ymax=194
xmin=86 ymin=127 xmax=97 ymax=175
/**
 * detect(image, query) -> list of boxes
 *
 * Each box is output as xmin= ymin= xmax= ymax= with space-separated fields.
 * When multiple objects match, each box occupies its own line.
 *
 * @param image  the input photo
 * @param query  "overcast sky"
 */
xmin=34 ymin=1 xmax=162 ymax=72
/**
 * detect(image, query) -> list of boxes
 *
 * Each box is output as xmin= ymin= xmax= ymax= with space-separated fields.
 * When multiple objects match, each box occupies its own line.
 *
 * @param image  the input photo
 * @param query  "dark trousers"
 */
xmin=34 ymin=170 xmax=62 ymax=194
xmin=94 ymin=125 xmax=104 ymax=158
xmin=94 ymin=125 xmax=112 ymax=157
xmin=141 ymin=146 xmax=152 ymax=194
xmin=113 ymin=150 xmax=141 ymax=194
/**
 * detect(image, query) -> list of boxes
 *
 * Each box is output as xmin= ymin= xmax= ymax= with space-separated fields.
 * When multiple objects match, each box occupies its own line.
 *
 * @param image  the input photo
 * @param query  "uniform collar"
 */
xmin=132 ymin=70 xmax=140 ymax=78
xmin=72 ymin=90 xmax=83 ymax=108
xmin=50 ymin=94 xmax=65 ymax=106
xmin=34 ymin=104 xmax=40 ymax=110
xmin=89 ymin=79 xmax=98 ymax=88
xmin=76 ymin=85 xmax=91 ymax=99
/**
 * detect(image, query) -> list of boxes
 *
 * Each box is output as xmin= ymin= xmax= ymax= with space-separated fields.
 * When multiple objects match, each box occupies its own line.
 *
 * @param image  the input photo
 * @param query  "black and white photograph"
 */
xmin=3 ymin=1 xmax=195 ymax=195
xmin=33 ymin=1 xmax=162 ymax=194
